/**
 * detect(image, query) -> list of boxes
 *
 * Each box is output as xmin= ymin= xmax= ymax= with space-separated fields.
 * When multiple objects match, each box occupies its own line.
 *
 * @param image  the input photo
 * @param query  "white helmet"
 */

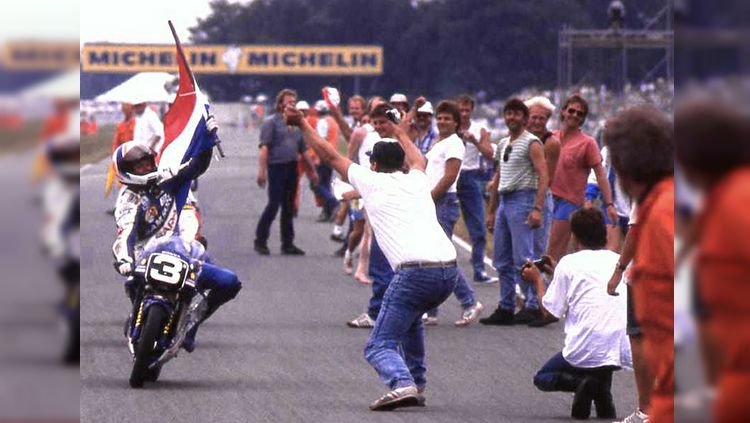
xmin=112 ymin=141 xmax=159 ymax=186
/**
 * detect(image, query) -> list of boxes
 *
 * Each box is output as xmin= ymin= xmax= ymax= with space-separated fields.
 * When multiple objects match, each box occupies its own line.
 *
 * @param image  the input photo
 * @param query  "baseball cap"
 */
xmin=295 ymin=100 xmax=310 ymax=110
xmin=314 ymin=99 xmax=329 ymax=112
xmin=389 ymin=93 xmax=408 ymax=104
xmin=368 ymin=139 xmax=404 ymax=170
xmin=417 ymin=101 xmax=434 ymax=115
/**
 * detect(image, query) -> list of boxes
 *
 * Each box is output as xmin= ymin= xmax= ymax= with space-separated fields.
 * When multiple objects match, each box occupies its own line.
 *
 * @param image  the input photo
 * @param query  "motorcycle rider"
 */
xmin=112 ymin=116 xmax=241 ymax=350
xmin=135 ymin=234 xmax=242 ymax=352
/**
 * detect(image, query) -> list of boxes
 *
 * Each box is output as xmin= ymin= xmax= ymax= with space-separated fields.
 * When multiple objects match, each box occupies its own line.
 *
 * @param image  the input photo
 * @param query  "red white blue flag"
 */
xmin=158 ymin=21 xmax=216 ymax=225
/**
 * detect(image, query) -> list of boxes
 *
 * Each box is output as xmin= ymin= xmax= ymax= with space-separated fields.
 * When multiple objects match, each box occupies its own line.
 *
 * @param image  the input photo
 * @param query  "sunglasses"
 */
xmin=567 ymin=107 xmax=585 ymax=117
xmin=503 ymin=145 xmax=512 ymax=162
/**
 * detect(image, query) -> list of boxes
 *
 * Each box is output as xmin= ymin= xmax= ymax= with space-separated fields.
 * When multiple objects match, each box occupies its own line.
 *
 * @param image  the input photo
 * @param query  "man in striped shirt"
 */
xmin=480 ymin=98 xmax=549 ymax=326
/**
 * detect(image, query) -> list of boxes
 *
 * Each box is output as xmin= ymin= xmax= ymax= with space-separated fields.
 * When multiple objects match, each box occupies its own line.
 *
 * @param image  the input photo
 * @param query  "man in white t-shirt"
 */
xmin=521 ymin=208 xmax=629 ymax=420
xmin=456 ymin=94 xmax=497 ymax=283
xmin=284 ymin=97 xmax=458 ymax=412
xmin=132 ymin=103 xmax=164 ymax=151
xmin=422 ymin=100 xmax=484 ymax=327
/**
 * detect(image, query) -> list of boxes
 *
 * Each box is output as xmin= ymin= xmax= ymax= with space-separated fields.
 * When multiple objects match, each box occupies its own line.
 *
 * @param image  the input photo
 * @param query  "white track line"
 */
xmin=451 ymin=234 xmax=493 ymax=267
xmin=80 ymin=164 xmax=92 ymax=173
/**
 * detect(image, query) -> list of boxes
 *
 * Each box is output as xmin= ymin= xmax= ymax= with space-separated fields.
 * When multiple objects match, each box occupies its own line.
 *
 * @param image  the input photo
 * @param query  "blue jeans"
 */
xmin=313 ymin=163 xmax=338 ymax=213
xmin=534 ymin=351 xmax=617 ymax=393
xmin=364 ymin=266 xmax=457 ymax=390
xmin=198 ymin=263 xmax=242 ymax=311
xmin=533 ymin=192 xmax=554 ymax=259
xmin=367 ymin=235 xmax=395 ymax=320
xmin=492 ymin=189 xmax=538 ymax=311
xmin=427 ymin=193 xmax=475 ymax=317
xmin=255 ymin=161 xmax=298 ymax=246
xmin=457 ymin=170 xmax=487 ymax=276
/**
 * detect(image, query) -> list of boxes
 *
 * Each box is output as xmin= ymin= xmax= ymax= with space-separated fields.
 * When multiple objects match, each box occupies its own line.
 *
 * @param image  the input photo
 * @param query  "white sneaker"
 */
xmin=614 ymin=409 xmax=649 ymax=423
xmin=421 ymin=313 xmax=438 ymax=326
xmin=455 ymin=301 xmax=484 ymax=326
xmin=369 ymin=385 xmax=420 ymax=411
xmin=346 ymin=313 xmax=375 ymax=328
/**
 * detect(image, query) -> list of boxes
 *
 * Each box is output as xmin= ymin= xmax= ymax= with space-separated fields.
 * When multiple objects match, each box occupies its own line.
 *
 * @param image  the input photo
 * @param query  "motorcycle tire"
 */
xmin=129 ymin=305 xmax=167 ymax=388
xmin=144 ymin=365 xmax=162 ymax=382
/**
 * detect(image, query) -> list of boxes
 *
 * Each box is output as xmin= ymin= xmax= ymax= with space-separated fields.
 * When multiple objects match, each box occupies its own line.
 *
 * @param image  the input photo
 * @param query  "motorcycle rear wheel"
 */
xmin=129 ymin=305 xmax=167 ymax=388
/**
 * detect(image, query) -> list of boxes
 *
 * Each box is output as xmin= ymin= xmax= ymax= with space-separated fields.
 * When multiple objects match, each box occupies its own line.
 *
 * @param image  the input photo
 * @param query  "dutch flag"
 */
xmin=157 ymin=21 xmax=217 ymax=224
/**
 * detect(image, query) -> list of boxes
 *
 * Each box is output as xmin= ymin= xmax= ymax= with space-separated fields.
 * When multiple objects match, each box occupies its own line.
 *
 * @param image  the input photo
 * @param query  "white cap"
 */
xmin=416 ymin=101 xmax=434 ymax=115
xmin=314 ymin=99 xmax=329 ymax=112
xmin=389 ymin=93 xmax=408 ymax=104
xmin=295 ymin=100 xmax=310 ymax=110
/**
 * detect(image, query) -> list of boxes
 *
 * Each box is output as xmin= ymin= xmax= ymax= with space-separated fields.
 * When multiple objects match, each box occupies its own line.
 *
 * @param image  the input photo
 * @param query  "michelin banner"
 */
xmin=82 ymin=44 xmax=383 ymax=75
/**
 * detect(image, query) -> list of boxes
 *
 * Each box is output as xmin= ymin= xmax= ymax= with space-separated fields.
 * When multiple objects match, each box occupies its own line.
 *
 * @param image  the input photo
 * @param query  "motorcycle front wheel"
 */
xmin=129 ymin=305 xmax=167 ymax=388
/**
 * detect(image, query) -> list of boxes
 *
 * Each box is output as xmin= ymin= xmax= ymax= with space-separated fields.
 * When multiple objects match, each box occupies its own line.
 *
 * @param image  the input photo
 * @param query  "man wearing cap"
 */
xmin=292 ymin=100 xmax=319 ymax=217
xmin=456 ymin=94 xmax=497 ymax=283
xmin=412 ymin=101 xmax=438 ymax=155
xmin=254 ymin=88 xmax=318 ymax=256
xmin=389 ymin=93 xmax=409 ymax=116
xmin=285 ymin=98 xmax=458 ymax=411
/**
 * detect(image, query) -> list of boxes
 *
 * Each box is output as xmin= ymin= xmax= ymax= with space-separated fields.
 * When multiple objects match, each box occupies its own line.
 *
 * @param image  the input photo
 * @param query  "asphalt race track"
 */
xmin=80 ymin=125 xmax=635 ymax=423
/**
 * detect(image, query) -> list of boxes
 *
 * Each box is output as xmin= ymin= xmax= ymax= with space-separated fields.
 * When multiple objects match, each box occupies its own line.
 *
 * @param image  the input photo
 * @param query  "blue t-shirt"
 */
xmin=259 ymin=113 xmax=307 ymax=164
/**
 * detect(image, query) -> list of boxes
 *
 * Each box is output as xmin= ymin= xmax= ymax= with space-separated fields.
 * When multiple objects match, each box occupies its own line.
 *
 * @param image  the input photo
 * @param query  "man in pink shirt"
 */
xmin=547 ymin=94 xmax=617 ymax=261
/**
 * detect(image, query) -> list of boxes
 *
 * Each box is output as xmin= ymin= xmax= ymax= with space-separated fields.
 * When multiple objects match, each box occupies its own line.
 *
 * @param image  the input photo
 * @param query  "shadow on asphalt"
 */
xmin=83 ymin=375 xmax=293 ymax=392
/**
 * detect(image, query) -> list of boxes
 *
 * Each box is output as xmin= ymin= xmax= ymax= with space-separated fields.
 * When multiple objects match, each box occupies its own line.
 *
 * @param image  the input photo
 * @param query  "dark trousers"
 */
xmin=255 ymin=161 xmax=298 ymax=246
xmin=533 ymin=351 xmax=617 ymax=408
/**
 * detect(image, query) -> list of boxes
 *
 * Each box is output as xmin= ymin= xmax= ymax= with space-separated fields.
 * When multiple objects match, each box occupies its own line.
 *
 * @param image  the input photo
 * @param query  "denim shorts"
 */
xmin=552 ymin=196 xmax=579 ymax=221
xmin=348 ymin=199 xmax=364 ymax=221
xmin=626 ymin=285 xmax=641 ymax=337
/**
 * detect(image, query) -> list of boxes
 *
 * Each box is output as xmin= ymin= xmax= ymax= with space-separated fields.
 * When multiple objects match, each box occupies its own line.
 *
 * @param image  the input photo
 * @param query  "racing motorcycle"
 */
xmin=126 ymin=241 xmax=207 ymax=388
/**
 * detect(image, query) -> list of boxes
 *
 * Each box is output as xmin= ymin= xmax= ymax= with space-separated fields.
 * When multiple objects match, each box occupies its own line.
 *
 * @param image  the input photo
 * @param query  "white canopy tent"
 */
xmin=95 ymin=72 xmax=176 ymax=104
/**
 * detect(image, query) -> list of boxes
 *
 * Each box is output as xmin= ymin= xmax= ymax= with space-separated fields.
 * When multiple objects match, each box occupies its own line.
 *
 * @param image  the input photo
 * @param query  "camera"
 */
xmin=385 ymin=107 xmax=401 ymax=124
xmin=520 ymin=255 xmax=552 ymax=275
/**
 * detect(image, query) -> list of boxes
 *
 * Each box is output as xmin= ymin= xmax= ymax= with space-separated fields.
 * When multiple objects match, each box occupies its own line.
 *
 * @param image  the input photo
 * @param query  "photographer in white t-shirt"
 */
xmin=521 ymin=207 xmax=630 ymax=420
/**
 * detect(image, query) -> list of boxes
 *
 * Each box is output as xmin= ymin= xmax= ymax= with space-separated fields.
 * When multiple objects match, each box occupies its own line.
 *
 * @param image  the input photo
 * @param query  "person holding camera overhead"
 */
xmin=284 ymin=96 xmax=461 ymax=411
xmin=480 ymin=98 xmax=549 ymax=327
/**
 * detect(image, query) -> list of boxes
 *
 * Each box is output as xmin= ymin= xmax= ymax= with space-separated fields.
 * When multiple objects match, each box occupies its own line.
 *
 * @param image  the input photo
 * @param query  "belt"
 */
xmin=397 ymin=260 xmax=457 ymax=271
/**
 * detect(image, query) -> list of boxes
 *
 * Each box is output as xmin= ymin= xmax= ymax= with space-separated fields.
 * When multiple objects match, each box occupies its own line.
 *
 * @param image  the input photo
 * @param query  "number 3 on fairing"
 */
xmin=148 ymin=253 xmax=188 ymax=285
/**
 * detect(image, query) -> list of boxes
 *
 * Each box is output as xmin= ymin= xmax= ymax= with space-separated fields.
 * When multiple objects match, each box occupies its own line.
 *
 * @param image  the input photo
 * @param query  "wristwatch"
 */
xmin=533 ymin=206 xmax=542 ymax=212
xmin=615 ymin=262 xmax=627 ymax=272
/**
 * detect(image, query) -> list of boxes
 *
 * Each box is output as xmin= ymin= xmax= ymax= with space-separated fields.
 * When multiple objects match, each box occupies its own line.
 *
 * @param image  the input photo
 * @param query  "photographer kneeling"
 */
xmin=521 ymin=208 xmax=630 ymax=420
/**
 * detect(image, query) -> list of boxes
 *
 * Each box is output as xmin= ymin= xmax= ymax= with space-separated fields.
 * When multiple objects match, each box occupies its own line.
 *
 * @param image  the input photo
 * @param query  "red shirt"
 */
xmin=551 ymin=129 xmax=601 ymax=205
xmin=697 ymin=167 xmax=750 ymax=422
xmin=631 ymin=177 xmax=674 ymax=423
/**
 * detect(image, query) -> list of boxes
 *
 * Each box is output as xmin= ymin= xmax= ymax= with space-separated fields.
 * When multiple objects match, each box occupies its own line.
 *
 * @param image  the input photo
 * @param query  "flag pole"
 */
xmin=168 ymin=20 xmax=226 ymax=158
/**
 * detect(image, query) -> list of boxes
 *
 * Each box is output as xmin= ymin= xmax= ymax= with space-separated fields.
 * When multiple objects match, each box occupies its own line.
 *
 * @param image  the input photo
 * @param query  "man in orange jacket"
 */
xmin=603 ymin=106 xmax=674 ymax=423
xmin=676 ymin=101 xmax=750 ymax=422
xmin=104 ymin=103 xmax=135 ymax=199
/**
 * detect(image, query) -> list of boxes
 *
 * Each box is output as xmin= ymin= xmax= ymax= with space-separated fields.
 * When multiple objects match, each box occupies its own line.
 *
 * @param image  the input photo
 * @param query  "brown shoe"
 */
xmin=369 ymin=386 xmax=420 ymax=411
